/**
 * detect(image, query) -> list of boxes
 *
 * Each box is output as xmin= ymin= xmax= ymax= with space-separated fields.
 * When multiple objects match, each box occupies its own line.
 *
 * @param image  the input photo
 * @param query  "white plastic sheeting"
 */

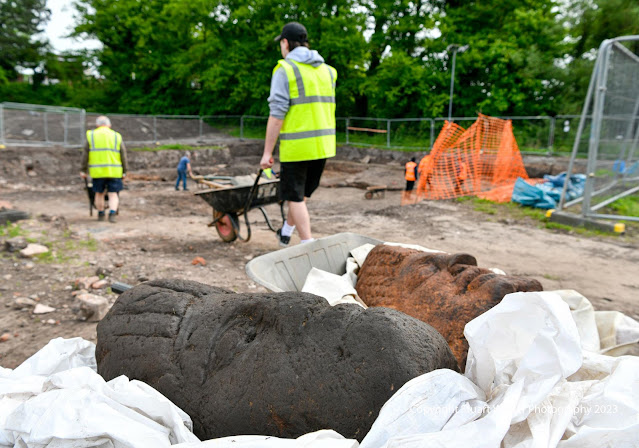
xmin=359 ymin=291 xmax=639 ymax=448
xmin=173 ymin=430 xmax=359 ymax=448
xmin=2 ymin=287 xmax=638 ymax=447
xmin=0 ymin=337 xmax=200 ymax=447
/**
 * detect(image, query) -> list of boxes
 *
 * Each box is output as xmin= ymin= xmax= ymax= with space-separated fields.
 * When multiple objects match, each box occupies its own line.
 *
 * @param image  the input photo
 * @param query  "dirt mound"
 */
xmin=96 ymin=279 xmax=457 ymax=441
xmin=356 ymin=245 xmax=543 ymax=368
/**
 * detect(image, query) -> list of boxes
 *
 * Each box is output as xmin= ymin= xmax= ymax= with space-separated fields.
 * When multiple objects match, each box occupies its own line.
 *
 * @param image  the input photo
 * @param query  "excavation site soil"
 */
xmin=1 ymin=137 xmax=638 ymax=368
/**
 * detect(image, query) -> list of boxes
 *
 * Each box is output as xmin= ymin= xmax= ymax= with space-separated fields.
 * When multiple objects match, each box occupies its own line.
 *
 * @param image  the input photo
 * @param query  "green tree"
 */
xmin=0 ymin=0 xmax=50 ymax=78
xmin=434 ymin=0 xmax=566 ymax=117
xmin=559 ymin=0 xmax=639 ymax=114
xmin=350 ymin=0 xmax=442 ymax=116
xmin=45 ymin=51 xmax=87 ymax=85
xmin=74 ymin=0 xmax=370 ymax=116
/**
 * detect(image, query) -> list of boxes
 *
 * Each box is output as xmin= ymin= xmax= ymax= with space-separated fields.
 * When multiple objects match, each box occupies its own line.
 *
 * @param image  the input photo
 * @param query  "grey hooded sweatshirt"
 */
xmin=268 ymin=46 xmax=326 ymax=120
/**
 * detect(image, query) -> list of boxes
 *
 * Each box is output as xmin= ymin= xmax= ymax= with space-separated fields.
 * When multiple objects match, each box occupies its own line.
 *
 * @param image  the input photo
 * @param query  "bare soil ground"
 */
xmin=1 ymin=142 xmax=638 ymax=368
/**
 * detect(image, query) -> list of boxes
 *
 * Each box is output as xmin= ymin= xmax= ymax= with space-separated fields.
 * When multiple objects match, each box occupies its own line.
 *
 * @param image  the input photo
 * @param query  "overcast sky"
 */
xmin=44 ymin=0 xmax=102 ymax=52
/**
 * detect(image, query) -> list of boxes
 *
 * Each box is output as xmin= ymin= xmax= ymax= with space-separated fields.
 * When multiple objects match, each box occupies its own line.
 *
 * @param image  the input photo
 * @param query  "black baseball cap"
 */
xmin=274 ymin=22 xmax=308 ymax=43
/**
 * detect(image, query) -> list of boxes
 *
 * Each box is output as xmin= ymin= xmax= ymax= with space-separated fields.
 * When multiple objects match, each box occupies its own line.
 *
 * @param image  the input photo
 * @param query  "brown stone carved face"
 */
xmin=355 ymin=245 xmax=543 ymax=369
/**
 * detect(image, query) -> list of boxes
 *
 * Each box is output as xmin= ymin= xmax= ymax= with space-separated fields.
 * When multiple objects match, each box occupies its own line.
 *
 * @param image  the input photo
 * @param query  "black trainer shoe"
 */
xmin=97 ymin=213 xmax=105 ymax=222
xmin=108 ymin=213 xmax=117 ymax=223
xmin=276 ymin=228 xmax=290 ymax=247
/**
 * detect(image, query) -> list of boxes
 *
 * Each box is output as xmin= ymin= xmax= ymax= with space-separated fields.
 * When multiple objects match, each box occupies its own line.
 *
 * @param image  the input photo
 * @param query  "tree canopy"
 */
xmin=1 ymin=0 xmax=638 ymax=118
xmin=0 ymin=0 xmax=50 ymax=80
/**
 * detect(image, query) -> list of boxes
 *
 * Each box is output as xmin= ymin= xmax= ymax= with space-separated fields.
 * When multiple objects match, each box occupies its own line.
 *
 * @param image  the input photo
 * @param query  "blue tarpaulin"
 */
xmin=511 ymin=172 xmax=586 ymax=209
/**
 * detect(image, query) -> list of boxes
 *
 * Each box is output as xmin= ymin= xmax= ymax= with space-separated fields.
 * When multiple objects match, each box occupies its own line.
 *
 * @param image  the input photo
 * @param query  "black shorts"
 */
xmin=405 ymin=180 xmax=415 ymax=191
xmin=92 ymin=178 xmax=123 ymax=193
xmin=279 ymin=159 xmax=327 ymax=202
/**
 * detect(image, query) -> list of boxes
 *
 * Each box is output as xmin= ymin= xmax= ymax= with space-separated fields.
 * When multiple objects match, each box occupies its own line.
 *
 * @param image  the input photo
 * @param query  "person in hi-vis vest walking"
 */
xmin=80 ymin=116 xmax=128 ymax=223
xmin=260 ymin=22 xmax=337 ymax=247
xmin=402 ymin=157 xmax=418 ymax=203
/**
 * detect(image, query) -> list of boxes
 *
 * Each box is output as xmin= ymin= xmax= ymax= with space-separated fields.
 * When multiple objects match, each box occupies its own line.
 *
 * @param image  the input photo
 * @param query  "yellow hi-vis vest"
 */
xmin=87 ymin=126 xmax=123 ymax=178
xmin=274 ymin=59 xmax=337 ymax=162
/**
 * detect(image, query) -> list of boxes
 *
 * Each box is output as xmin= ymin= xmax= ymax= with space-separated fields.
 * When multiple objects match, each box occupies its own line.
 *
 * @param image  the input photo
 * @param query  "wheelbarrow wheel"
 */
xmin=364 ymin=191 xmax=373 ymax=200
xmin=214 ymin=211 xmax=238 ymax=242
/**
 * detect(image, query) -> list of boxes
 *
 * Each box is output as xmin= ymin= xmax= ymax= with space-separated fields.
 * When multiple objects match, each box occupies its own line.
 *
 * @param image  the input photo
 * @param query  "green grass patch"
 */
xmin=72 ymin=234 xmax=98 ymax=252
xmin=471 ymin=199 xmax=498 ymax=215
xmin=607 ymin=195 xmax=639 ymax=217
xmin=0 ymin=222 xmax=26 ymax=238
xmin=595 ymin=168 xmax=615 ymax=177
xmin=461 ymin=196 xmax=626 ymax=238
xmin=502 ymin=202 xmax=546 ymax=220
xmin=542 ymin=273 xmax=561 ymax=281
xmin=32 ymin=232 xmax=99 ymax=264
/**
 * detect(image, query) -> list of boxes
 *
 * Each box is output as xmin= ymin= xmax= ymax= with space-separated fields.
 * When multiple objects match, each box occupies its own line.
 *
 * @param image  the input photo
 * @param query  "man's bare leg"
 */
xmin=287 ymin=199 xmax=312 ymax=241
xmin=94 ymin=192 xmax=105 ymax=212
xmin=108 ymin=192 xmax=119 ymax=213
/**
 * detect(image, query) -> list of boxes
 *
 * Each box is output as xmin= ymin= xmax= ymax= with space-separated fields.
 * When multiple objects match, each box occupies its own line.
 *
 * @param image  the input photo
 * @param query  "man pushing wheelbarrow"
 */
xmin=80 ymin=116 xmax=128 ymax=223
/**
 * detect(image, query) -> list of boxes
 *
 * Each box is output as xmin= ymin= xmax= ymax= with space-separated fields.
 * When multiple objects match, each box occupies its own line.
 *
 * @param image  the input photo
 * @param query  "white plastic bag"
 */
xmin=360 ymin=369 xmax=486 ymax=448
xmin=0 ymin=338 xmax=199 ymax=447
xmin=173 ymin=430 xmax=359 ymax=448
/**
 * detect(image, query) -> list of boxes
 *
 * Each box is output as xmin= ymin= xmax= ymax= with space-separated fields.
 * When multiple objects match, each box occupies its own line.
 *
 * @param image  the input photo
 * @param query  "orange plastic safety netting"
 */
xmin=407 ymin=114 xmax=529 ymax=204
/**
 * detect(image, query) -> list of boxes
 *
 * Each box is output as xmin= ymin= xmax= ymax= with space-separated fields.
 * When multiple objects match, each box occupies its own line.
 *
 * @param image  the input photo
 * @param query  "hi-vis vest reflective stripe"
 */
xmin=405 ymin=161 xmax=417 ymax=181
xmin=87 ymin=127 xmax=123 ymax=178
xmin=274 ymin=59 xmax=337 ymax=162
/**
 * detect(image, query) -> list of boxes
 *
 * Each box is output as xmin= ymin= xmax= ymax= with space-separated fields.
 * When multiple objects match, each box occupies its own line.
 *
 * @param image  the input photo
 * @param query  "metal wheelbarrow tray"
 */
xmin=195 ymin=174 xmax=283 ymax=242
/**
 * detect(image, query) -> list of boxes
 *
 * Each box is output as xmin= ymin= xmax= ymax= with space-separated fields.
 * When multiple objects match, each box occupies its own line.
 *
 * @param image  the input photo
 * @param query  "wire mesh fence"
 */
xmin=0 ymin=101 xmax=603 ymax=157
xmin=559 ymin=36 xmax=639 ymax=222
xmin=0 ymin=102 xmax=86 ymax=146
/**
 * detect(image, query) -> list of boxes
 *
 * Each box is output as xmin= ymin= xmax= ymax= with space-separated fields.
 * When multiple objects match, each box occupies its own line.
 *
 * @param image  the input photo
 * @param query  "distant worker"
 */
xmin=403 ymin=157 xmax=418 ymax=202
xmin=260 ymin=22 xmax=337 ymax=246
xmin=80 ymin=116 xmax=127 ymax=223
xmin=405 ymin=157 xmax=418 ymax=191
xmin=176 ymin=151 xmax=193 ymax=191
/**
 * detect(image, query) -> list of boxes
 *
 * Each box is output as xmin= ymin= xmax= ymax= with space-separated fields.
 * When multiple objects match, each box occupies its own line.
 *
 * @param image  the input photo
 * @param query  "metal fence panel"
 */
xmin=85 ymin=113 xmax=156 ymax=144
xmin=239 ymin=115 xmax=268 ymax=140
xmin=344 ymin=117 xmax=390 ymax=148
xmin=1 ymin=103 xmax=85 ymax=146
xmin=560 ymin=36 xmax=639 ymax=222
xmin=2 ymin=101 xmax=607 ymax=158
xmin=202 ymin=115 xmax=243 ymax=139
xmin=387 ymin=118 xmax=433 ymax=150
xmin=554 ymin=115 xmax=592 ymax=156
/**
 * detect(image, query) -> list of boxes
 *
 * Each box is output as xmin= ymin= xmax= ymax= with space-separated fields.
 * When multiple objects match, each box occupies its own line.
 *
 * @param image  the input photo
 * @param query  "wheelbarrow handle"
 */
xmin=236 ymin=169 xmax=264 ymax=243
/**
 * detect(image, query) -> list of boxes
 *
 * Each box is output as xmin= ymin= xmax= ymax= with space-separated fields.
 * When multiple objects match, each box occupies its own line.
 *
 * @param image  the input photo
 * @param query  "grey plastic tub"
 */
xmin=245 ymin=232 xmax=383 ymax=292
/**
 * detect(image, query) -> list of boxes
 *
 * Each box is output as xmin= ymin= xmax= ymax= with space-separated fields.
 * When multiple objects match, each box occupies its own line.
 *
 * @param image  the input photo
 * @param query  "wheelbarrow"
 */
xmin=83 ymin=177 xmax=119 ymax=217
xmin=194 ymin=170 xmax=284 ymax=242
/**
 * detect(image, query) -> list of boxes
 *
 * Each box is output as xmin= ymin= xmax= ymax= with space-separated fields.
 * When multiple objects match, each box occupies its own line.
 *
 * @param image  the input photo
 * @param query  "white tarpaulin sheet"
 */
xmin=302 ymin=243 xmax=639 ymax=448
xmin=0 ymin=337 xmax=200 ymax=447
xmin=359 ymin=291 xmax=639 ymax=448
xmin=2 ymin=242 xmax=638 ymax=447
xmin=173 ymin=430 xmax=358 ymax=448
